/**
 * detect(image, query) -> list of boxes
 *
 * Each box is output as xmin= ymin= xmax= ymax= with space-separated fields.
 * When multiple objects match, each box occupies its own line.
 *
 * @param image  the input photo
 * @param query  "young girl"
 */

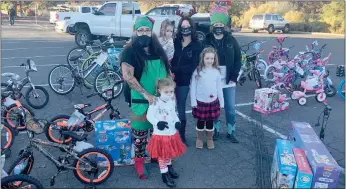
xmin=190 ymin=47 xmax=224 ymax=149
xmin=146 ymin=78 xmax=186 ymax=188
xmin=158 ymin=19 xmax=175 ymax=63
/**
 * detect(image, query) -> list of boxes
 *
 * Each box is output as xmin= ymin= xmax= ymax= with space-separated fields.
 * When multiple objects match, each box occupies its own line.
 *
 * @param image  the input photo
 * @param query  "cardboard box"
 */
xmin=271 ymin=139 xmax=297 ymax=188
xmin=289 ymin=121 xmax=342 ymax=188
xmin=94 ymin=120 xmax=151 ymax=166
xmin=293 ymin=148 xmax=313 ymax=188
xmin=253 ymin=88 xmax=289 ymax=114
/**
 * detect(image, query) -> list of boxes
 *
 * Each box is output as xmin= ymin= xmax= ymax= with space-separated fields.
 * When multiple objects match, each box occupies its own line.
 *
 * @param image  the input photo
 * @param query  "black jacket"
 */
xmin=171 ymin=39 xmax=203 ymax=86
xmin=204 ymin=32 xmax=241 ymax=83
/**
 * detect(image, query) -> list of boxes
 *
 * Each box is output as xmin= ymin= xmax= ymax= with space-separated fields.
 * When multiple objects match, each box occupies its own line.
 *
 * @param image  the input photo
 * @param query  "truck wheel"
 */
xmin=75 ymin=28 xmax=92 ymax=48
xmin=282 ymin=24 xmax=290 ymax=33
xmin=196 ymin=31 xmax=206 ymax=42
xmin=268 ymin=25 xmax=274 ymax=34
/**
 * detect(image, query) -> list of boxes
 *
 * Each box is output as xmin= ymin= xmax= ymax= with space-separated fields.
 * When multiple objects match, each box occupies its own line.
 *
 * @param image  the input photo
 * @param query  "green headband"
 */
xmin=133 ymin=16 xmax=153 ymax=31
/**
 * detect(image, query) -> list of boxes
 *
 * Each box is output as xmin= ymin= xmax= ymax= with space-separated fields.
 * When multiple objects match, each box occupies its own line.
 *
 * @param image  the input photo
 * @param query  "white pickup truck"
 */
xmin=49 ymin=6 xmax=99 ymax=24
xmin=70 ymin=1 xmax=144 ymax=47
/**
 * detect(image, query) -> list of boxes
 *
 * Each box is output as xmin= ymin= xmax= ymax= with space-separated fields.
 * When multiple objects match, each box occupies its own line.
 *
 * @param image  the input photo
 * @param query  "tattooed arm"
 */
xmin=121 ymin=62 xmax=155 ymax=104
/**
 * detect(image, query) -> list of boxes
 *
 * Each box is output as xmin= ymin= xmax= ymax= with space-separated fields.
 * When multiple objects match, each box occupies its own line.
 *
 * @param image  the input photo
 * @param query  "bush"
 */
xmin=284 ymin=11 xmax=304 ymax=23
xmin=320 ymin=2 xmax=344 ymax=33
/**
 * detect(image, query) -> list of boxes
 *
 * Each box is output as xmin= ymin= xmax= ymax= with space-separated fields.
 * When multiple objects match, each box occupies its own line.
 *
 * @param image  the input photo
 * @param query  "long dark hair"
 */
xmin=122 ymin=33 xmax=170 ymax=79
xmin=176 ymin=16 xmax=198 ymax=42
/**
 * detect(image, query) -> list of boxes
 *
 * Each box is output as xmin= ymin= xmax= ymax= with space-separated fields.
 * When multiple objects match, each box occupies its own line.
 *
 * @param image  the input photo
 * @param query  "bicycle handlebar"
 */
xmin=241 ymin=40 xmax=257 ymax=51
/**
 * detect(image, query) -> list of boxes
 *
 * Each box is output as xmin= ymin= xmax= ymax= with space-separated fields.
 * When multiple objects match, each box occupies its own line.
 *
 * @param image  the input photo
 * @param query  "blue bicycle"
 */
xmin=337 ymin=79 xmax=345 ymax=100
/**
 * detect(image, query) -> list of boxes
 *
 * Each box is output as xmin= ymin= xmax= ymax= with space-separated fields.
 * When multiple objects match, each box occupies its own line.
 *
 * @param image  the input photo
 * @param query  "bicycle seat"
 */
xmin=74 ymin=104 xmax=91 ymax=110
xmin=61 ymin=131 xmax=88 ymax=142
xmin=69 ymin=55 xmax=83 ymax=62
xmin=246 ymin=54 xmax=257 ymax=62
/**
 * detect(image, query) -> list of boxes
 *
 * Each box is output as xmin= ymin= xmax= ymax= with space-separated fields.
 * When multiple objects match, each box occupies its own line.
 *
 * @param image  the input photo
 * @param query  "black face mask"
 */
xmin=213 ymin=26 xmax=225 ymax=35
xmin=180 ymin=27 xmax=192 ymax=36
xmin=134 ymin=35 xmax=152 ymax=48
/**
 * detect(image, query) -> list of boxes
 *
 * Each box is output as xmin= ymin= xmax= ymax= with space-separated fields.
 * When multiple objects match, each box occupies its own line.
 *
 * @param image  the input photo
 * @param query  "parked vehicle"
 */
xmin=50 ymin=6 xmax=99 ymax=24
xmin=249 ymin=13 xmax=290 ymax=34
xmin=69 ymin=2 xmax=142 ymax=47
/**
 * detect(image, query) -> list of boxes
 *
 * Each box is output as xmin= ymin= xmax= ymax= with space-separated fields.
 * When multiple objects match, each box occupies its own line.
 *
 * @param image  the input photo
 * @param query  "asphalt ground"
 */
xmin=1 ymin=21 xmax=345 ymax=188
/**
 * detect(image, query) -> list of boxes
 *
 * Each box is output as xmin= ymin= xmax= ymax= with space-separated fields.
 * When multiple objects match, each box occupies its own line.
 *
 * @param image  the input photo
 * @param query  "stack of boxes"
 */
xmin=271 ymin=121 xmax=342 ymax=188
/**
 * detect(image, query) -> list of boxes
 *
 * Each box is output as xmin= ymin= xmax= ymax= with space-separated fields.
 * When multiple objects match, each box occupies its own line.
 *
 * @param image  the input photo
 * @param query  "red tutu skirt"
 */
xmin=146 ymin=132 xmax=186 ymax=160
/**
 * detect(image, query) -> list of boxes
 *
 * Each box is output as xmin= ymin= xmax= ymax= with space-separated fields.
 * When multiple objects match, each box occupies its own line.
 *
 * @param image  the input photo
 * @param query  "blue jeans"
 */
xmin=214 ymin=87 xmax=236 ymax=134
xmin=175 ymin=86 xmax=189 ymax=121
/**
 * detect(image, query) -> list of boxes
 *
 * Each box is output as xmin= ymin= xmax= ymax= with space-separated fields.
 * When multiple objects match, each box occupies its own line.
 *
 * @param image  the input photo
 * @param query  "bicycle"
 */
xmin=237 ymin=40 xmax=263 ymax=88
xmin=267 ymin=37 xmax=293 ymax=64
xmin=1 ymin=87 xmax=34 ymax=131
xmin=48 ymin=41 xmax=118 ymax=95
xmin=44 ymin=89 xmax=121 ymax=144
xmin=1 ymin=121 xmax=17 ymax=158
xmin=337 ymin=79 xmax=345 ymax=100
xmin=6 ymin=115 xmax=114 ymax=187
xmin=314 ymin=102 xmax=332 ymax=141
xmin=1 ymin=59 xmax=49 ymax=109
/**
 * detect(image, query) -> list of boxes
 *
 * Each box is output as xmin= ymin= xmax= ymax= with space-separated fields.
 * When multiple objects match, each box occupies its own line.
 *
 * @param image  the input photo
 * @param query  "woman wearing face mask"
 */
xmin=121 ymin=16 xmax=171 ymax=179
xmin=204 ymin=3 xmax=241 ymax=143
xmin=171 ymin=16 xmax=203 ymax=146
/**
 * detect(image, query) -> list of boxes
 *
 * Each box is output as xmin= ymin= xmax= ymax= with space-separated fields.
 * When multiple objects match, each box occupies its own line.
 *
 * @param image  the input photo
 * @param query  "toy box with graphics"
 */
xmin=94 ymin=120 xmax=134 ymax=166
xmin=253 ymin=88 xmax=289 ymax=114
xmin=289 ymin=121 xmax=341 ymax=188
xmin=271 ymin=139 xmax=297 ymax=189
xmin=292 ymin=148 xmax=313 ymax=188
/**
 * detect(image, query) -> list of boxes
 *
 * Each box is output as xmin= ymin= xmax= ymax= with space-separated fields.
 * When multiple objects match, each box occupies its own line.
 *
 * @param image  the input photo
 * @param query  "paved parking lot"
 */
xmin=1 ymin=22 xmax=345 ymax=188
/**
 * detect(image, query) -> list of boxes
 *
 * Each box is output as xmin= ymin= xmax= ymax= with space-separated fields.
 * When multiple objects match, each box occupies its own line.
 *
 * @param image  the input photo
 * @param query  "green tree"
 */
xmin=320 ymin=1 xmax=345 ymax=33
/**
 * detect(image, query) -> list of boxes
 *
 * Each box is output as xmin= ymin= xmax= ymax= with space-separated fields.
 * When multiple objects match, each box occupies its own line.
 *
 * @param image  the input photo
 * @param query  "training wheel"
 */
xmin=298 ymin=98 xmax=307 ymax=106
xmin=316 ymin=93 xmax=326 ymax=102
xmin=290 ymin=93 xmax=297 ymax=100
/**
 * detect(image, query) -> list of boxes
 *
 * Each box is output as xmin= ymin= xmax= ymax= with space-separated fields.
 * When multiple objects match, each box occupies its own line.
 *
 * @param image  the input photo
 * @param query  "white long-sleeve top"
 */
xmin=190 ymin=67 xmax=224 ymax=107
xmin=146 ymin=97 xmax=180 ymax=136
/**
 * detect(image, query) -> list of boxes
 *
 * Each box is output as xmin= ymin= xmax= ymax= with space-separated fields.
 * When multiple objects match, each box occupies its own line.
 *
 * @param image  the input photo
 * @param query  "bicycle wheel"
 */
xmin=44 ymin=115 xmax=72 ymax=144
xmin=4 ymin=104 xmax=34 ymax=131
xmin=24 ymin=86 xmax=49 ymax=109
xmin=1 ymin=122 xmax=15 ymax=158
xmin=255 ymin=59 xmax=268 ymax=77
xmin=67 ymin=47 xmax=90 ymax=67
xmin=73 ymin=148 xmax=114 ymax=185
xmin=1 ymin=175 xmax=43 ymax=189
xmin=81 ymin=59 xmax=101 ymax=89
xmin=338 ymin=79 xmax=345 ymax=100
xmin=94 ymin=70 xmax=124 ymax=99
xmin=264 ymin=65 xmax=278 ymax=82
xmin=48 ymin=65 xmax=76 ymax=95
xmin=7 ymin=152 xmax=34 ymax=177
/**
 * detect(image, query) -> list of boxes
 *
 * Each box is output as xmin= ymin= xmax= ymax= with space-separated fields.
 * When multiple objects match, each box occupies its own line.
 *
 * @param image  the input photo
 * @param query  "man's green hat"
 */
xmin=133 ymin=16 xmax=154 ymax=31
xmin=210 ymin=1 xmax=230 ymax=25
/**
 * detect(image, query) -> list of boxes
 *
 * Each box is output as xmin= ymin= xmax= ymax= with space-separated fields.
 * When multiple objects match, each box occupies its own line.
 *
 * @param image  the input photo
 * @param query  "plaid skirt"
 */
xmin=192 ymin=98 xmax=220 ymax=121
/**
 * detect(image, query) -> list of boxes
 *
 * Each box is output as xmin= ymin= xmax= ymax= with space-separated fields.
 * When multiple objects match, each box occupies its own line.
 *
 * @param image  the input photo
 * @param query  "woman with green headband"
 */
xmin=204 ymin=4 xmax=242 ymax=143
xmin=120 ymin=16 xmax=171 ymax=179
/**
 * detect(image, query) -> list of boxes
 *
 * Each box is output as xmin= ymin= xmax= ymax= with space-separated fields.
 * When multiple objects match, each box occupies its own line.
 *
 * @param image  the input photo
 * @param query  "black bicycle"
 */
xmin=6 ymin=115 xmax=114 ymax=187
xmin=314 ymin=102 xmax=332 ymax=141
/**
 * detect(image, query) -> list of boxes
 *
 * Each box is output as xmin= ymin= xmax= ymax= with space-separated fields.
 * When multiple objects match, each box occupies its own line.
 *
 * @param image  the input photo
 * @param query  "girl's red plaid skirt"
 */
xmin=192 ymin=98 xmax=220 ymax=121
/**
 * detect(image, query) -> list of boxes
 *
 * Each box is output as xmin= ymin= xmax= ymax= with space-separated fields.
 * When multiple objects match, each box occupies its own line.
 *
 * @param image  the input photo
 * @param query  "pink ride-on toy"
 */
xmin=291 ymin=69 xmax=327 ymax=105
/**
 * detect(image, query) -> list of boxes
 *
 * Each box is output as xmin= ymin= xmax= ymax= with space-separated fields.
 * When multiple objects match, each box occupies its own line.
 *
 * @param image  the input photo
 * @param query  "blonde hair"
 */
xmin=160 ymin=19 xmax=175 ymax=38
xmin=156 ymin=77 xmax=176 ymax=94
xmin=196 ymin=47 xmax=220 ymax=77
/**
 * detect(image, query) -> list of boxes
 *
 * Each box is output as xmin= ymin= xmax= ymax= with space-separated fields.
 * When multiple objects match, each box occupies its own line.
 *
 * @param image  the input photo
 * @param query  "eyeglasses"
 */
xmin=137 ymin=28 xmax=152 ymax=35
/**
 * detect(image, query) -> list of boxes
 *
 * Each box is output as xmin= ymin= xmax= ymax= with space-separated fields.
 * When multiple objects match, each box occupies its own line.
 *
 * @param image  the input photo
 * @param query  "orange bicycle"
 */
xmin=44 ymin=89 xmax=121 ymax=144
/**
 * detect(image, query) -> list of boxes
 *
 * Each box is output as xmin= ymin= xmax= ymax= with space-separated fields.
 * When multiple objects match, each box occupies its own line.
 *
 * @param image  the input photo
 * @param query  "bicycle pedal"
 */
xmin=50 ymin=177 xmax=55 ymax=186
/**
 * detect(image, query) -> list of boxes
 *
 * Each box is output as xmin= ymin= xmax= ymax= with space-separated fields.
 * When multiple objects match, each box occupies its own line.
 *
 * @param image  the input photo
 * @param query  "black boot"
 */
xmin=162 ymin=172 xmax=176 ymax=188
xmin=167 ymin=165 xmax=179 ymax=179
xmin=179 ymin=121 xmax=188 ymax=146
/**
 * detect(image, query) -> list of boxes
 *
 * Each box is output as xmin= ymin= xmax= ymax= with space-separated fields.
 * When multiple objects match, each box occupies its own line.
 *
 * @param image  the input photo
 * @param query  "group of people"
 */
xmin=120 ymin=4 xmax=241 ymax=187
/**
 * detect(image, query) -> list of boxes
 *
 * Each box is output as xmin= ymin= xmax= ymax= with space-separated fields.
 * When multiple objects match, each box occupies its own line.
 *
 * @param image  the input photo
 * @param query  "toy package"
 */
xmin=289 ymin=121 xmax=342 ymax=188
xmin=292 ymin=148 xmax=313 ymax=188
xmin=253 ymin=88 xmax=289 ymax=114
xmin=271 ymin=139 xmax=297 ymax=189
xmin=94 ymin=120 xmax=151 ymax=166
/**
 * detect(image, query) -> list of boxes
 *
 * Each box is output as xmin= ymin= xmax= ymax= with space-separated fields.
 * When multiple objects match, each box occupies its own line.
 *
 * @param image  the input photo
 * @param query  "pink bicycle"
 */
xmin=267 ymin=37 xmax=294 ymax=64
